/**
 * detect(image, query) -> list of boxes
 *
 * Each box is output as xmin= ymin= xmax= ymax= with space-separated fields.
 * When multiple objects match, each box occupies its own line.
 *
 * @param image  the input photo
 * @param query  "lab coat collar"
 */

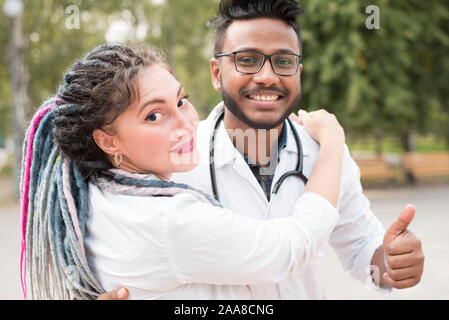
xmin=283 ymin=119 xmax=312 ymax=157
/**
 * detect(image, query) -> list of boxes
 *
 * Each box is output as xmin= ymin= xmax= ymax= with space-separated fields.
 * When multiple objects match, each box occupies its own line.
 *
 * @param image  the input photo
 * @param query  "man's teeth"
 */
xmin=249 ymin=94 xmax=279 ymax=101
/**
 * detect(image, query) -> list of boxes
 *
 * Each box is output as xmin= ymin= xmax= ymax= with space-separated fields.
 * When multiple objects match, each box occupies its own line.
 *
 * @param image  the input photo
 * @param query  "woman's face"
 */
xmin=94 ymin=64 xmax=200 ymax=180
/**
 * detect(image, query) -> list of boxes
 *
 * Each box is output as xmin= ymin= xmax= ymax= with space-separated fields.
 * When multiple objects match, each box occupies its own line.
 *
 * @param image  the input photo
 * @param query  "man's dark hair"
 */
xmin=209 ymin=0 xmax=305 ymax=56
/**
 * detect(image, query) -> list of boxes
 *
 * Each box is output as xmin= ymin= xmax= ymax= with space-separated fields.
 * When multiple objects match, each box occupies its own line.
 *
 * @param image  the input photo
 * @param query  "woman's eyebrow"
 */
xmin=138 ymin=85 xmax=183 ymax=116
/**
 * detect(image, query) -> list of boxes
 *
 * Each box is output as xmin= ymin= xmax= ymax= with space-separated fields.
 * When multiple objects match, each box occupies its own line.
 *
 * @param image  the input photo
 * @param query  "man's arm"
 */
xmin=290 ymin=110 xmax=424 ymax=290
xmin=370 ymin=245 xmax=388 ymax=287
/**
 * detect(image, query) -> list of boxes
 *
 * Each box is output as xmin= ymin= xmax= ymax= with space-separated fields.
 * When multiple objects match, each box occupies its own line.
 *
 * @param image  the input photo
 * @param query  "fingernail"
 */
xmin=118 ymin=288 xmax=127 ymax=298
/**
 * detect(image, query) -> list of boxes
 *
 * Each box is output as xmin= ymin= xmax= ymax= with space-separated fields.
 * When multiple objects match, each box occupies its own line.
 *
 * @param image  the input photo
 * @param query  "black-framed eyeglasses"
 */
xmin=215 ymin=50 xmax=302 ymax=76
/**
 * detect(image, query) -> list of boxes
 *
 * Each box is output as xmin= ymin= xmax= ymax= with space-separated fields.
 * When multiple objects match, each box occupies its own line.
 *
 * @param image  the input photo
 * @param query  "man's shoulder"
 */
xmin=288 ymin=121 xmax=320 ymax=156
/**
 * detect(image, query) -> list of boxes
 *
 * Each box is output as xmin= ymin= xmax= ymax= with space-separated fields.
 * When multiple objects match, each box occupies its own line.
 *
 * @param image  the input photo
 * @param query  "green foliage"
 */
xmin=299 ymin=0 xmax=449 ymax=147
xmin=0 ymin=0 xmax=448 ymax=150
xmin=349 ymin=135 xmax=447 ymax=154
xmin=0 ymin=2 xmax=13 ymax=137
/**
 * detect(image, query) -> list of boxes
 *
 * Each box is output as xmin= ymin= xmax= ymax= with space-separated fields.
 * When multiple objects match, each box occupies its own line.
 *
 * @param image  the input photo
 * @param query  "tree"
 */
xmin=1 ymin=0 xmax=448 ymax=158
xmin=298 ymin=0 xmax=449 ymax=152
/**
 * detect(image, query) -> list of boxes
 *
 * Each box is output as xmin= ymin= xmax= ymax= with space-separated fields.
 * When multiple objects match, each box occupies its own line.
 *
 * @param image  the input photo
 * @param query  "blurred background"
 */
xmin=0 ymin=0 xmax=448 ymax=299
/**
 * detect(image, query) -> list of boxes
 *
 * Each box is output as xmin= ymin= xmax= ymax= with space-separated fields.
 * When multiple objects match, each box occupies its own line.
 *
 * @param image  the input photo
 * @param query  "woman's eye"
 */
xmin=145 ymin=111 xmax=163 ymax=122
xmin=178 ymin=95 xmax=189 ymax=107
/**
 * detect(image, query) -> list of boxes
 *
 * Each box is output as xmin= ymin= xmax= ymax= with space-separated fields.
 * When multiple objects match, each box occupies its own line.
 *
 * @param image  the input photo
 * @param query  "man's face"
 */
xmin=211 ymin=18 xmax=303 ymax=129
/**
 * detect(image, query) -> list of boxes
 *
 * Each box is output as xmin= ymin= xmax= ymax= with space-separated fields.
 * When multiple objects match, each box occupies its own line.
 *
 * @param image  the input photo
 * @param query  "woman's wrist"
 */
xmin=319 ymin=139 xmax=344 ymax=154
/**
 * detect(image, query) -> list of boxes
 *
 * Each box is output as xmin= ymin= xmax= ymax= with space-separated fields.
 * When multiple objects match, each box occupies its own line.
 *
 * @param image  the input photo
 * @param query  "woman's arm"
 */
xmin=166 ymin=192 xmax=338 ymax=285
xmin=293 ymin=109 xmax=345 ymax=207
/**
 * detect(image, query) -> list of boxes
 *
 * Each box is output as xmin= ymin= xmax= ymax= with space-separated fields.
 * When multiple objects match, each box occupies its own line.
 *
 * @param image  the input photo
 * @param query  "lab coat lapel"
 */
xmin=213 ymin=120 xmax=268 ymax=204
xmin=272 ymin=121 xmax=312 ymax=186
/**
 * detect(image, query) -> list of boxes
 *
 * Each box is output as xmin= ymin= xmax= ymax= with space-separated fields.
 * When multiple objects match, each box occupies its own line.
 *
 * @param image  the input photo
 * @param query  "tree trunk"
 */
xmin=9 ymin=14 xmax=30 ymax=200
xmin=401 ymin=130 xmax=417 ymax=184
xmin=401 ymin=130 xmax=417 ymax=152
xmin=374 ymin=129 xmax=383 ymax=156
xmin=165 ymin=0 xmax=175 ymax=73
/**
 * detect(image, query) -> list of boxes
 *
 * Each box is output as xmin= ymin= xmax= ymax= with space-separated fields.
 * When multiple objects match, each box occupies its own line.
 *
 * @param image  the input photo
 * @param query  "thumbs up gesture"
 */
xmin=382 ymin=204 xmax=425 ymax=289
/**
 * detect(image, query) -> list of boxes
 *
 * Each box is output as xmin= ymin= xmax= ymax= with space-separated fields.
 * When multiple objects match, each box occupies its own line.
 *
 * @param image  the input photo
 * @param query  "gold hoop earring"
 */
xmin=114 ymin=152 xmax=123 ymax=168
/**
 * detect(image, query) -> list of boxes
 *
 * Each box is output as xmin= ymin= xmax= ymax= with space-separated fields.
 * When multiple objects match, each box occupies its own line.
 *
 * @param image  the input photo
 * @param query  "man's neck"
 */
xmin=223 ymin=108 xmax=284 ymax=167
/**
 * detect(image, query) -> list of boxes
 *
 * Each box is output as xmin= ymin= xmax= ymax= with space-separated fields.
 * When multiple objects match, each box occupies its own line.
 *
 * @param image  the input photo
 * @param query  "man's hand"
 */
xmin=382 ymin=204 xmax=424 ymax=289
xmin=97 ymin=288 xmax=129 ymax=300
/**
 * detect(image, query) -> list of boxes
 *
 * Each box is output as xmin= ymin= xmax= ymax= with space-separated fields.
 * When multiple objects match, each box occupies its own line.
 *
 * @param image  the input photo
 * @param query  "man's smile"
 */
xmin=247 ymin=94 xmax=281 ymax=101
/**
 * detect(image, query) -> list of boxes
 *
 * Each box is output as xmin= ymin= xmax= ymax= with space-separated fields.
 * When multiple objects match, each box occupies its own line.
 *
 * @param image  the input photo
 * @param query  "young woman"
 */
xmin=21 ymin=43 xmax=345 ymax=299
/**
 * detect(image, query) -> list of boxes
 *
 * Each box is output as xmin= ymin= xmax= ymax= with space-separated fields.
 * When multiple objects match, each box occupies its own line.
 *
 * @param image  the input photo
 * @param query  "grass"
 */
xmin=0 ymin=152 xmax=18 ymax=205
xmin=0 ymin=153 xmax=14 ymax=177
xmin=348 ymin=135 xmax=448 ymax=154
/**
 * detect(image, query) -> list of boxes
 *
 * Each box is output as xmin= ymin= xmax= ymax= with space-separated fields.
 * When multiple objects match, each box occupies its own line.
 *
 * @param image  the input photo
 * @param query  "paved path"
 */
xmin=321 ymin=182 xmax=449 ymax=299
xmin=0 ymin=205 xmax=21 ymax=300
xmin=1 ymin=177 xmax=448 ymax=299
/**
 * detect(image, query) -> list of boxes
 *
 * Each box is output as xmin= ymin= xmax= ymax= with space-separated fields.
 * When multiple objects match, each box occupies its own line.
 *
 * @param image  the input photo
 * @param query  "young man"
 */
xmin=101 ymin=0 xmax=424 ymax=299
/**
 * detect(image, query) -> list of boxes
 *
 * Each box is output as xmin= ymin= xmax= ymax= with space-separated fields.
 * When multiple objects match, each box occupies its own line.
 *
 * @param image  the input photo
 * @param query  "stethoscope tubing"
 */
xmin=209 ymin=110 xmax=308 ymax=202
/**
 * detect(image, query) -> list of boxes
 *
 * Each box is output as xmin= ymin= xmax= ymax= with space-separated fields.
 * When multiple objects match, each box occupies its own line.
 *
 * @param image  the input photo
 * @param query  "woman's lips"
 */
xmin=171 ymin=138 xmax=195 ymax=155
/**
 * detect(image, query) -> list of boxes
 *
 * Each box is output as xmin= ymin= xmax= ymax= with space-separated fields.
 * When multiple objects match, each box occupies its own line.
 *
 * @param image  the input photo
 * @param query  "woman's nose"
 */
xmin=173 ymin=111 xmax=195 ymax=140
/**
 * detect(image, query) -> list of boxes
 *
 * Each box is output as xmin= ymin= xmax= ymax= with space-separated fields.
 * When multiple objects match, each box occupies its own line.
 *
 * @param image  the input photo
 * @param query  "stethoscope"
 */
xmin=209 ymin=110 xmax=308 ymax=202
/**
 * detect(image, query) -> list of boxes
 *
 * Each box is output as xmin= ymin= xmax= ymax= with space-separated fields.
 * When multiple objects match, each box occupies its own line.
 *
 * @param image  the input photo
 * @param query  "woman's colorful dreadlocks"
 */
xmin=20 ymin=97 xmax=106 ymax=299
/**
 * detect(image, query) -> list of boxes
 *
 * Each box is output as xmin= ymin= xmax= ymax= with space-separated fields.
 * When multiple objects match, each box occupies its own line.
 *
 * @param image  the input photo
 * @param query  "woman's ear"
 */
xmin=92 ymin=129 xmax=119 ymax=156
xmin=210 ymin=58 xmax=222 ymax=92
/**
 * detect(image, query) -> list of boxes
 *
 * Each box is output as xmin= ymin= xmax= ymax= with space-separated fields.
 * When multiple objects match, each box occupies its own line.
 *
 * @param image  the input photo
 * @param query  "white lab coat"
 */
xmin=172 ymin=102 xmax=387 ymax=299
xmin=85 ymin=172 xmax=338 ymax=299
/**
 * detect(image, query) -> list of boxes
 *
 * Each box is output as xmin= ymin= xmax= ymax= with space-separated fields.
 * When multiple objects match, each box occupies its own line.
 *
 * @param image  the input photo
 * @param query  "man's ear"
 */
xmin=92 ymin=128 xmax=119 ymax=156
xmin=210 ymin=58 xmax=221 ymax=92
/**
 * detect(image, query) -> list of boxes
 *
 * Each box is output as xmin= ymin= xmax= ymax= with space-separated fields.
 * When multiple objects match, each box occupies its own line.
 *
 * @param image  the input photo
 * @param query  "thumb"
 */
xmin=383 ymin=204 xmax=416 ymax=247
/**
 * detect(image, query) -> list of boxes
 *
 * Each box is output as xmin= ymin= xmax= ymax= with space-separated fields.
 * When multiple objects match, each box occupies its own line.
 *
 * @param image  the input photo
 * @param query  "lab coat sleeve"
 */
xmin=165 ymin=192 xmax=339 ymax=285
xmin=329 ymin=145 xmax=387 ymax=289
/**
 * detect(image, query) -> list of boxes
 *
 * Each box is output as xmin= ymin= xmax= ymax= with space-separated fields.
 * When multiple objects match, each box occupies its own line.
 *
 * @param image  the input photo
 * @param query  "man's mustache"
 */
xmin=240 ymin=86 xmax=289 ymax=97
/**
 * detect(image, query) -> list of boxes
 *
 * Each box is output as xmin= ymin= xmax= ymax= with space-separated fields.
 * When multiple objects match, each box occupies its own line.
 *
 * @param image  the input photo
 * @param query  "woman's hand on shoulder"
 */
xmin=289 ymin=109 xmax=345 ymax=147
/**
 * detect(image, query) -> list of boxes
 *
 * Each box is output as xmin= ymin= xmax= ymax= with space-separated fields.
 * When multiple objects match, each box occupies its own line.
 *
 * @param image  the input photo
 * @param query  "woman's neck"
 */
xmin=112 ymin=160 xmax=172 ymax=181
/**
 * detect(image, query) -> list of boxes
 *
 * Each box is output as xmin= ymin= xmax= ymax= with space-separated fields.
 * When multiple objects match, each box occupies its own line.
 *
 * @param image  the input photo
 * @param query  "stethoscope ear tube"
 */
xmin=272 ymin=118 xmax=308 ymax=195
xmin=209 ymin=111 xmax=308 ymax=202
xmin=209 ymin=110 xmax=225 ymax=201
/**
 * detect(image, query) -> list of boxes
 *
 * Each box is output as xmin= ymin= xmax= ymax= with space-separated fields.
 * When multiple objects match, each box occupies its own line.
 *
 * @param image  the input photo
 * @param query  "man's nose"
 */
xmin=252 ymin=58 xmax=280 ymax=87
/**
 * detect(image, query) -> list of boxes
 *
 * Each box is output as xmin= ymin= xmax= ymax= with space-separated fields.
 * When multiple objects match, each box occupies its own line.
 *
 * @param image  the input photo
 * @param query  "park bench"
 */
xmin=402 ymin=152 xmax=449 ymax=179
xmin=353 ymin=155 xmax=397 ymax=181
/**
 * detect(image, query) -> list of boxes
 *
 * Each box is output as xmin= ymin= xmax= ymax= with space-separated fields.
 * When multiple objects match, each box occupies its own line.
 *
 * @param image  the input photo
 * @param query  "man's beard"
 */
xmin=221 ymin=83 xmax=302 ymax=130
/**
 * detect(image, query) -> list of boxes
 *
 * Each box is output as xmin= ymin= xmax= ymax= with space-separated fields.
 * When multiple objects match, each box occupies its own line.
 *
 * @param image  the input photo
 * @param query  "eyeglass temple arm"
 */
xmin=215 ymin=52 xmax=234 ymax=58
